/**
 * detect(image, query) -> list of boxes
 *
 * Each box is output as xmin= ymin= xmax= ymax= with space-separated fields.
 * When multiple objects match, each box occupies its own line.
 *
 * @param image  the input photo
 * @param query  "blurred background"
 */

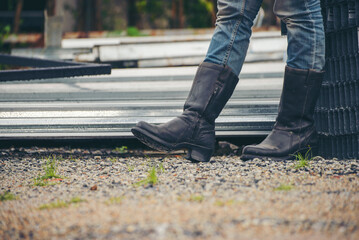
xmin=0 ymin=0 xmax=280 ymax=52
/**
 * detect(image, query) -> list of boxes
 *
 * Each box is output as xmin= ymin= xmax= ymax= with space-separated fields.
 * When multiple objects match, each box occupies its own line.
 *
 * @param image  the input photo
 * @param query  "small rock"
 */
xmin=90 ymin=185 xmax=98 ymax=191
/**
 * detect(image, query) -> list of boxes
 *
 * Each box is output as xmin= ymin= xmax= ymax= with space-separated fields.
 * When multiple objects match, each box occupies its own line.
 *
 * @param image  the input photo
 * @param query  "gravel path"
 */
xmin=0 ymin=146 xmax=358 ymax=240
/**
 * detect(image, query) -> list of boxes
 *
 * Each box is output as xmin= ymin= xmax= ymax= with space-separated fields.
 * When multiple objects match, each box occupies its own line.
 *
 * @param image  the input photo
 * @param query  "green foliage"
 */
xmin=134 ymin=166 xmax=158 ymax=186
xmin=274 ymin=184 xmax=294 ymax=191
xmin=0 ymin=191 xmax=16 ymax=201
xmin=6 ymin=0 xmax=16 ymax=11
xmin=0 ymin=24 xmax=11 ymax=59
xmin=39 ymin=155 xmax=63 ymax=180
xmin=135 ymin=0 xmax=165 ymax=22
xmin=189 ymin=194 xmax=204 ymax=202
xmin=33 ymin=155 xmax=64 ymax=186
xmin=184 ymin=0 xmax=214 ymax=28
xmin=199 ymin=0 xmax=215 ymax=13
xmin=39 ymin=197 xmax=85 ymax=210
xmin=158 ymin=162 xmax=165 ymax=173
xmin=109 ymin=157 xmax=118 ymax=163
xmin=293 ymin=147 xmax=313 ymax=170
xmin=113 ymin=146 xmax=128 ymax=154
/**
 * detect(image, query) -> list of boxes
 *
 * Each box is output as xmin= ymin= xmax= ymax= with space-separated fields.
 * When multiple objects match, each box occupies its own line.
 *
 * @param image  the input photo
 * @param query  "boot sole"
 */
xmin=241 ymin=146 xmax=318 ymax=161
xmin=131 ymin=127 xmax=213 ymax=162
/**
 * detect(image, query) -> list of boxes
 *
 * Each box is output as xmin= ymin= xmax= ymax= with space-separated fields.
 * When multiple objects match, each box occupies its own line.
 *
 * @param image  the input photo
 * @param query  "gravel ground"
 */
xmin=0 ymin=146 xmax=358 ymax=240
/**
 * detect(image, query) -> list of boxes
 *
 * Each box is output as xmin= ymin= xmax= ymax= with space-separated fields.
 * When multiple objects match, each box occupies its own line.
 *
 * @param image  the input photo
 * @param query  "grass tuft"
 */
xmin=189 ymin=195 xmax=204 ymax=202
xmin=109 ymin=157 xmax=118 ymax=163
xmin=113 ymin=146 xmax=128 ymax=154
xmin=33 ymin=155 xmax=64 ymax=186
xmin=293 ymin=147 xmax=313 ymax=170
xmin=40 ymin=155 xmax=63 ymax=180
xmin=0 ymin=191 xmax=16 ymax=201
xmin=134 ymin=166 xmax=158 ymax=187
xmin=39 ymin=197 xmax=85 ymax=210
xmin=274 ymin=184 xmax=294 ymax=191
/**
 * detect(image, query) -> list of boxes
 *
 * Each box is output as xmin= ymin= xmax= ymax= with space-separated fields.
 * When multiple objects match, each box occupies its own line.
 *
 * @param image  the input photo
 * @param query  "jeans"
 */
xmin=204 ymin=0 xmax=325 ymax=76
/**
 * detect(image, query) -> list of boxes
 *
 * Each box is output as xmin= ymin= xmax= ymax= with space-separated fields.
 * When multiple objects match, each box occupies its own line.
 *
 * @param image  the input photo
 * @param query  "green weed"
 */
xmin=33 ymin=155 xmax=64 ymax=186
xmin=134 ymin=166 xmax=158 ymax=187
xmin=274 ymin=184 xmax=294 ymax=191
xmin=293 ymin=147 xmax=313 ymax=170
xmin=40 ymin=155 xmax=63 ymax=180
xmin=109 ymin=157 xmax=118 ymax=163
xmin=68 ymin=155 xmax=78 ymax=162
xmin=0 ymin=191 xmax=16 ymax=201
xmin=127 ymin=27 xmax=144 ymax=36
xmin=113 ymin=146 xmax=128 ymax=154
xmin=39 ymin=197 xmax=85 ymax=210
xmin=158 ymin=162 xmax=165 ymax=173
xmin=189 ymin=195 xmax=204 ymax=202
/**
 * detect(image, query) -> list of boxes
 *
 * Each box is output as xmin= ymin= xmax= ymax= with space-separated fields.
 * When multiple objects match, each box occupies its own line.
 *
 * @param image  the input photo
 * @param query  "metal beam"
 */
xmin=0 ymin=54 xmax=111 ymax=81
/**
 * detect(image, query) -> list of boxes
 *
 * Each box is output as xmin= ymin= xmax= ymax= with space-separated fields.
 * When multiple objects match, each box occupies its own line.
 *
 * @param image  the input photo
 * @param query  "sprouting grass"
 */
xmin=39 ymin=197 xmax=85 ymax=210
xmin=189 ymin=195 xmax=204 ymax=203
xmin=109 ymin=157 xmax=118 ymax=163
xmin=293 ymin=147 xmax=313 ymax=170
xmin=158 ymin=162 xmax=165 ymax=173
xmin=113 ymin=146 xmax=128 ymax=154
xmin=68 ymin=155 xmax=78 ymax=162
xmin=134 ymin=166 xmax=158 ymax=187
xmin=274 ymin=184 xmax=294 ymax=191
xmin=105 ymin=196 xmax=124 ymax=205
xmin=33 ymin=155 xmax=64 ymax=186
xmin=39 ymin=155 xmax=63 ymax=180
xmin=0 ymin=191 xmax=16 ymax=201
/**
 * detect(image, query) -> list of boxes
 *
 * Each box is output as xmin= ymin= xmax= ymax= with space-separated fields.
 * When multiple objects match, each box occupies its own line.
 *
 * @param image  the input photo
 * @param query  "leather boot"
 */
xmin=131 ymin=62 xmax=239 ymax=162
xmin=241 ymin=66 xmax=324 ymax=161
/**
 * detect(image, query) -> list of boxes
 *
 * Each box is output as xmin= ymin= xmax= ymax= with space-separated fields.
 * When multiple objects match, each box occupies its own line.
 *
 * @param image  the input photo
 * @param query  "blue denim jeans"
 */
xmin=204 ymin=0 xmax=325 ymax=76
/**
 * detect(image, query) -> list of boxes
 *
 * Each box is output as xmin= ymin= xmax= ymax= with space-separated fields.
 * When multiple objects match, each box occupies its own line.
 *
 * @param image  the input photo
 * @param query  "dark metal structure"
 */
xmin=315 ymin=0 xmax=359 ymax=159
xmin=0 ymin=54 xmax=111 ymax=81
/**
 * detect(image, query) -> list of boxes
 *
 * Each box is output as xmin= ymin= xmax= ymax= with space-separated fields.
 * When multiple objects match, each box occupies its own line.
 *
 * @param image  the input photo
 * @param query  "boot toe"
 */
xmin=241 ymin=144 xmax=280 ymax=160
xmin=135 ymin=121 xmax=159 ymax=134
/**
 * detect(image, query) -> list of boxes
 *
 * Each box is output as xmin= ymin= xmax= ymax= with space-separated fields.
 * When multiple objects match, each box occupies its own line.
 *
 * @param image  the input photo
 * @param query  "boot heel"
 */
xmin=188 ymin=147 xmax=213 ymax=162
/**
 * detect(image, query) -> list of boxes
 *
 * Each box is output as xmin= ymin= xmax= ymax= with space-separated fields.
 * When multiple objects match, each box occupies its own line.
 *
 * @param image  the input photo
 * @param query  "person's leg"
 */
xmin=205 ymin=0 xmax=263 ymax=76
xmin=242 ymin=0 xmax=325 ymax=160
xmin=275 ymin=0 xmax=325 ymax=71
xmin=132 ymin=0 xmax=262 ymax=162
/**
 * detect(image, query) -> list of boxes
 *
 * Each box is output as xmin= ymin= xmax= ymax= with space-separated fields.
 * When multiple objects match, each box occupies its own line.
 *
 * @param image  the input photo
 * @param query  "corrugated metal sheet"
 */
xmin=0 ymin=62 xmax=285 ymax=139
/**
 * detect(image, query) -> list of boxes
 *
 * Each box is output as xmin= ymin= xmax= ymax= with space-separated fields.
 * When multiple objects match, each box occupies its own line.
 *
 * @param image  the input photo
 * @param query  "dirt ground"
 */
xmin=0 ymin=147 xmax=358 ymax=239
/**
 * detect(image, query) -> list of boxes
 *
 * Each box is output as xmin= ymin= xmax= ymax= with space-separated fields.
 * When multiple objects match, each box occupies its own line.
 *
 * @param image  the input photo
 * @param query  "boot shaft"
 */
xmin=276 ymin=66 xmax=324 ymax=131
xmin=184 ymin=62 xmax=239 ymax=124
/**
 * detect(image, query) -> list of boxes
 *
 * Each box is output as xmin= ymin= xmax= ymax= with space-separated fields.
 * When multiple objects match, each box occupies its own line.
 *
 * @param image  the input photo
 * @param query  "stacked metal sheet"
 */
xmin=315 ymin=0 xmax=359 ymax=159
xmin=0 ymin=62 xmax=285 ymax=140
